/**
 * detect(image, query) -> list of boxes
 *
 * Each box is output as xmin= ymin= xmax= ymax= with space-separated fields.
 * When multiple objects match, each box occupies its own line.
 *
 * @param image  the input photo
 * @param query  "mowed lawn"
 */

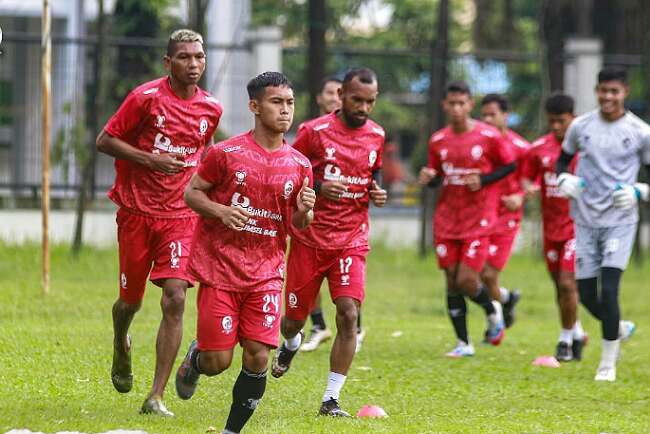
xmin=1 ymin=243 xmax=650 ymax=434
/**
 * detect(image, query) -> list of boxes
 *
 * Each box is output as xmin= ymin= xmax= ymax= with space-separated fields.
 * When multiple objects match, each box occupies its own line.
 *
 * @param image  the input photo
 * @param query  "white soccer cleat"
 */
xmin=594 ymin=364 xmax=616 ymax=382
xmin=619 ymin=320 xmax=636 ymax=342
xmin=300 ymin=327 xmax=333 ymax=352
xmin=445 ymin=341 xmax=475 ymax=358
xmin=355 ymin=328 xmax=366 ymax=353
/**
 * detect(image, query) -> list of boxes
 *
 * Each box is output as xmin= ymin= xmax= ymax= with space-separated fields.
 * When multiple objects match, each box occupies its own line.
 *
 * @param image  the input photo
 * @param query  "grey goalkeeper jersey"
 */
xmin=562 ymin=109 xmax=650 ymax=227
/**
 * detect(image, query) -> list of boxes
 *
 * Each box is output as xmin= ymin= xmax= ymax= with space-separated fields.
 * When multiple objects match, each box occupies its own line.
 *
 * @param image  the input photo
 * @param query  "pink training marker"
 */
xmin=532 ymin=355 xmax=561 ymax=368
xmin=357 ymin=405 xmax=388 ymax=418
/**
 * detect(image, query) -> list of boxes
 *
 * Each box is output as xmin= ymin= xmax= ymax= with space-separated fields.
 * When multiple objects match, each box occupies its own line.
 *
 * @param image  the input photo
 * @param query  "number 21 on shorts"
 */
xmin=169 ymin=241 xmax=182 ymax=269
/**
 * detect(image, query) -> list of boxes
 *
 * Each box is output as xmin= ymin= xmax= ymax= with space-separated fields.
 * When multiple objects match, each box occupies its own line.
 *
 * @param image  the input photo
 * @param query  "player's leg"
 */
xmin=302 ymin=293 xmax=332 ymax=352
xmin=355 ymin=309 xmax=365 ymax=353
xmin=112 ymin=210 xmax=152 ymax=394
xmin=483 ymin=231 xmax=520 ymax=328
xmin=443 ymin=265 xmax=475 ymax=357
xmin=574 ymin=225 xmax=603 ymax=321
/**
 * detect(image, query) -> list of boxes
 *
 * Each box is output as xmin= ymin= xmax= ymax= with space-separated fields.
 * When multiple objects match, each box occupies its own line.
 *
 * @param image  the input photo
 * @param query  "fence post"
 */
xmin=564 ymin=38 xmax=602 ymax=114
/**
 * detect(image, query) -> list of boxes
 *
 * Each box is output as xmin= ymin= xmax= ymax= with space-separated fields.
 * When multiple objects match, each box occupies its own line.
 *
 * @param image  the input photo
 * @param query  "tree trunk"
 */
xmin=307 ymin=0 xmax=327 ymax=119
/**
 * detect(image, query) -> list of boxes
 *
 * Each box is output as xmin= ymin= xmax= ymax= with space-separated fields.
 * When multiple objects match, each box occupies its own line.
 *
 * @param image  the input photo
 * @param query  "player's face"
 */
xmin=164 ymin=41 xmax=206 ymax=86
xmin=480 ymin=102 xmax=507 ymax=130
xmin=443 ymin=92 xmax=474 ymax=125
xmin=596 ymin=80 xmax=628 ymax=115
xmin=316 ymin=81 xmax=342 ymax=115
xmin=547 ymin=113 xmax=574 ymax=142
xmin=251 ymin=85 xmax=295 ymax=133
xmin=339 ymin=77 xmax=378 ymax=128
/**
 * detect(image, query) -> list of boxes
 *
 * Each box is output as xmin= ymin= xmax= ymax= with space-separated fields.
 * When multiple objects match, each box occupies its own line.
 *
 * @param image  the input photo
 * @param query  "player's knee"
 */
xmin=199 ymin=352 xmax=231 ymax=376
xmin=114 ymin=298 xmax=141 ymax=314
xmin=336 ymin=302 xmax=358 ymax=333
xmin=243 ymin=349 xmax=269 ymax=372
xmin=480 ymin=268 xmax=497 ymax=286
xmin=161 ymin=290 xmax=186 ymax=318
xmin=557 ymin=276 xmax=575 ymax=296
xmin=455 ymin=275 xmax=477 ymax=296
xmin=281 ymin=317 xmax=305 ymax=338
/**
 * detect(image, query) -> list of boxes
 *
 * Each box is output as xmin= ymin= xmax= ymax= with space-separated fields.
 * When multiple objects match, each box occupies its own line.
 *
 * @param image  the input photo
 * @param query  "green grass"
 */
xmin=1 ymin=243 xmax=650 ymax=433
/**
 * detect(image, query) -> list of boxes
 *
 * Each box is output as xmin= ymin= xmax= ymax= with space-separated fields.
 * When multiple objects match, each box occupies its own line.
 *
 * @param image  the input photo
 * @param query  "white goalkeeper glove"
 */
xmin=613 ymin=182 xmax=650 ymax=210
xmin=557 ymin=173 xmax=585 ymax=199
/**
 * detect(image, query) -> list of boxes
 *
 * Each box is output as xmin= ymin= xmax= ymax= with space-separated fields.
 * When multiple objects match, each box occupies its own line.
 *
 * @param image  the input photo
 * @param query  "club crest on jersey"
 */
xmin=283 ymin=180 xmax=294 ymax=199
xmin=368 ymin=150 xmax=377 ymax=167
xmin=263 ymin=314 xmax=276 ymax=328
xmin=440 ymin=149 xmax=448 ymax=160
xmin=199 ymin=118 xmax=209 ymax=136
xmin=222 ymin=316 xmax=233 ymax=334
xmin=235 ymin=171 xmax=246 ymax=185
xmin=324 ymin=164 xmax=342 ymax=182
xmin=471 ymin=145 xmax=483 ymax=160
xmin=155 ymin=115 xmax=165 ymax=129
xmin=547 ymin=249 xmax=558 ymax=262
xmin=436 ymin=244 xmax=447 ymax=258
xmin=325 ymin=147 xmax=336 ymax=160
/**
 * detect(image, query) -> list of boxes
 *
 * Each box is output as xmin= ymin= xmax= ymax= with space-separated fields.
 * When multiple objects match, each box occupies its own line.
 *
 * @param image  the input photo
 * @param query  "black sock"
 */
xmin=469 ymin=285 xmax=496 ymax=315
xmin=225 ymin=368 xmax=267 ymax=434
xmin=577 ymin=277 xmax=602 ymax=320
xmin=447 ymin=293 xmax=469 ymax=344
xmin=357 ymin=312 xmax=362 ymax=333
xmin=310 ymin=308 xmax=327 ymax=330
xmin=600 ymin=267 xmax=622 ymax=341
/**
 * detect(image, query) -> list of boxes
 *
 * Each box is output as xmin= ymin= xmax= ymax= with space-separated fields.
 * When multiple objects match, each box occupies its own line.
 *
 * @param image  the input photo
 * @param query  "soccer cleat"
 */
xmin=300 ymin=327 xmax=332 ymax=352
xmin=140 ymin=396 xmax=174 ymax=417
xmin=486 ymin=302 xmax=505 ymax=346
xmin=355 ymin=327 xmax=366 ymax=354
xmin=319 ymin=398 xmax=351 ymax=417
xmin=555 ymin=341 xmax=573 ymax=362
xmin=594 ymin=365 xmax=616 ymax=382
xmin=571 ymin=334 xmax=588 ymax=361
xmin=271 ymin=331 xmax=303 ymax=378
xmin=111 ymin=334 xmax=133 ymax=393
xmin=502 ymin=289 xmax=521 ymax=328
xmin=619 ymin=320 xmax=636 ymax=341
xmin=175 ymin=340 xmax=200 ymax=400
xmin=445 ymin=341 xmax=475 ymax=358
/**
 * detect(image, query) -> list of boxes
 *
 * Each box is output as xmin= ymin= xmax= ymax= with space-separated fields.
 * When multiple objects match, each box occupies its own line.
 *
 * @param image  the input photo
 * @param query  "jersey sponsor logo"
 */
xmin=441 ymin=163 xmax=480 ymax=185
xmin=222 ymin=316 xmax=234 ymax=334
xmin=199 ymin=118 xmax=209 ymax=136
xmin=436 ymin=244 xmax=447 ymax=258
xmin=235 ymin=171 xmax=246 ymax=185
xmin=323 ymin=164 xmax=370 ymax=187
xmin=293 ymin=155 xmax=310 ymax=168
xmin=224 ymin=145 xmax=242 ymax=153
xmin=230 ymin=193 xmax=283 ymax=226
xmin=471 ymin=145 xmax=484 ymax=160
xmin=368 ymin=150 xmax=377 ymax=167
xmin=143 ymin=87 xmax=159 ymax=95
xmin=155 ymin=115 xmax=165 ymax=129
xmin=372 ymin=126 xmax=385 ymax=137
xmin=120 ymin=273 xmax=127 ymax=289
xmin=288 ymin=292 xmax=298 ymax=308
xmin=283 ymin=179 xmax=294 ymax=199
xmin=153 ymin=133 xmax=198 ymax=156
xmin=314 ymin=122 xmax=330 ymax=131
xmin=325 ymin=147 xmax=336 ymax=160
xmin=543 ymin=172 xmax=565 ymax=198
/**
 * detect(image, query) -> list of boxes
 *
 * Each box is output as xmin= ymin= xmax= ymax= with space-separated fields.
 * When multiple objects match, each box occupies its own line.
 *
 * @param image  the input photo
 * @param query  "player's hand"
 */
xmin=501 ymin=193 xmax=524 ymax=211
xmin=464 ymin=173 xmax=481 ymax=192
xmin=612 ymin=182 xmax=649 ymax=209
xmin=418 ymin=167 xmax=437 ymax=185
xmin=557 ymin=173 xmax=584 ymax=199
xmin=320 ymin=181 xmax=348 ymax=201
xmin=297 ymin=177 xmax=316 ymax=213
xmin=369 ymin=180 xmax=387 ymax=207
xmin=146 ymin=152 xmax=185 ymax=175
xmin=220 ymin=206 xmax=252 ymax=230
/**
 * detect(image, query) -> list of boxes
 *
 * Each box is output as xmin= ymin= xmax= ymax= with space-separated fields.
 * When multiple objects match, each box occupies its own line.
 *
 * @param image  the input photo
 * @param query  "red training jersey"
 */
xmin=521 ymin=133 xmax=576 ymax=242
xmin=290 ymin=112 xmax=385 ymax=250
xmin=188 ymin=132 xmax=313 ymax=292
xmin=428 ymin=120 xmax=515 ymax=239
xmin=104 ymin=76 xmax=222 ymax=218
xmin=491 ymin=129 xmax=531 ymax=234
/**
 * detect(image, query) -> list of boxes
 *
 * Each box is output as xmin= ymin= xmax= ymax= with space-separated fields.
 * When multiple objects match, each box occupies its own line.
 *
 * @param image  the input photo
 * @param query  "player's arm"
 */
xmin=520 ymin=151 xmax=540 ymax=197
xmin=96 ymin=130 xmax=185 ymax=175
xmin=555 ymin=121 xmax=584 ymax=198
xmin=369 ymin=169 xmax=387 ymax=207
xmin=184 ymin=173 xmax=251 ymax=230
xmin=292 ymin=177 xmax=315 ymax=229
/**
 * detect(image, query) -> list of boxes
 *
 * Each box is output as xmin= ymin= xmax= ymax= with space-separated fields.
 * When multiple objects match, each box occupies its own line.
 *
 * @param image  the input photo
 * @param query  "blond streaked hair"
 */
xmin=167 ymin=29 xmax=204 ymax=56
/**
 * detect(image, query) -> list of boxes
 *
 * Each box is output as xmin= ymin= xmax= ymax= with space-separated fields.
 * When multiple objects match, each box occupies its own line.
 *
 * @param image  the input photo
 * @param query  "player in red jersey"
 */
xmin=174 ymin=72 xmax=315 ymax=434
xmin=418 ymin=81 xmax=515 ymax=358
xmin=478 ymin=94 xmax=529 ymax=329
xmin=96 ymin=29 xmax=221 ymax=416
xmin=521 ymin=93 xmax=587 ymax=362
xmin=300 ymin=77 xmax=342 ymax=352
xmin=271 ymin=68 xmax=387 ymax=417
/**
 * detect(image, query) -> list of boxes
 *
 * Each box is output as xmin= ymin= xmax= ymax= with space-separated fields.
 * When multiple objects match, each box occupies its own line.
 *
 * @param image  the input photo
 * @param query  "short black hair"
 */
xmin=319 ymin=76 xmax=342 ymax=93
xmin=598 ymin=66 xmax=628 ymax=85
xmin=342 ymin=68 xmax=377 ymax=86
xmin=445 ymin=80 xmax=471 ymax=97
xmin=545 ymin=92 xmax=574 ymax=115
xmin=247 ymin=72 xmax=293 ymax=99
xmin=167 ymin=29 xmax=203 ymax=56
xmin=481 ymin=93 xmax=509 ymax=112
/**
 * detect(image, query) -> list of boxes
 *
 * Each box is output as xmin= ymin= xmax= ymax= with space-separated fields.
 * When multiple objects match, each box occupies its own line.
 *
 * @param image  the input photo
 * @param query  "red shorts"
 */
xmin=196 ymin=285 xmax=281 ymax=351
xmin=284 ymin=239 xmax=368 ymax=321
xmin=434 ymin=237 xmax=489 ymax=272
xmin=117 ymin=208 xmax=197 ymax=305
xmin=486 ymin=228 xmax=519 ymax=271
xmin=544 ymin=238 xmax=576 ymax=273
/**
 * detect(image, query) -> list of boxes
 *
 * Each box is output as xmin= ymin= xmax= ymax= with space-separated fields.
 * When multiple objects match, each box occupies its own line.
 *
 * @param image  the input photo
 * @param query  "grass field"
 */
xmin=1 ymin=243 xmax=650 ymax=434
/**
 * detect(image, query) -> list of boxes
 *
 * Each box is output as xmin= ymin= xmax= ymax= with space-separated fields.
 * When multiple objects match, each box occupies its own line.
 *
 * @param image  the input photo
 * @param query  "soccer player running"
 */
xmin=96 ymin=29 xmax=221 ymax=416
xmin=478 ymin=94 xmax=528 ymax=329
xmin=418 ymin=81 xmax=515 ymax=358
xmin=521 ymin=93 xmax=587 ymax=362
xmin=271 ymin=67 xmax=387 ymax=417
xmin=174 ymin=72 xmax=315 ymax=433
xmin=556 ymin=66 xmax=650 ymax=381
